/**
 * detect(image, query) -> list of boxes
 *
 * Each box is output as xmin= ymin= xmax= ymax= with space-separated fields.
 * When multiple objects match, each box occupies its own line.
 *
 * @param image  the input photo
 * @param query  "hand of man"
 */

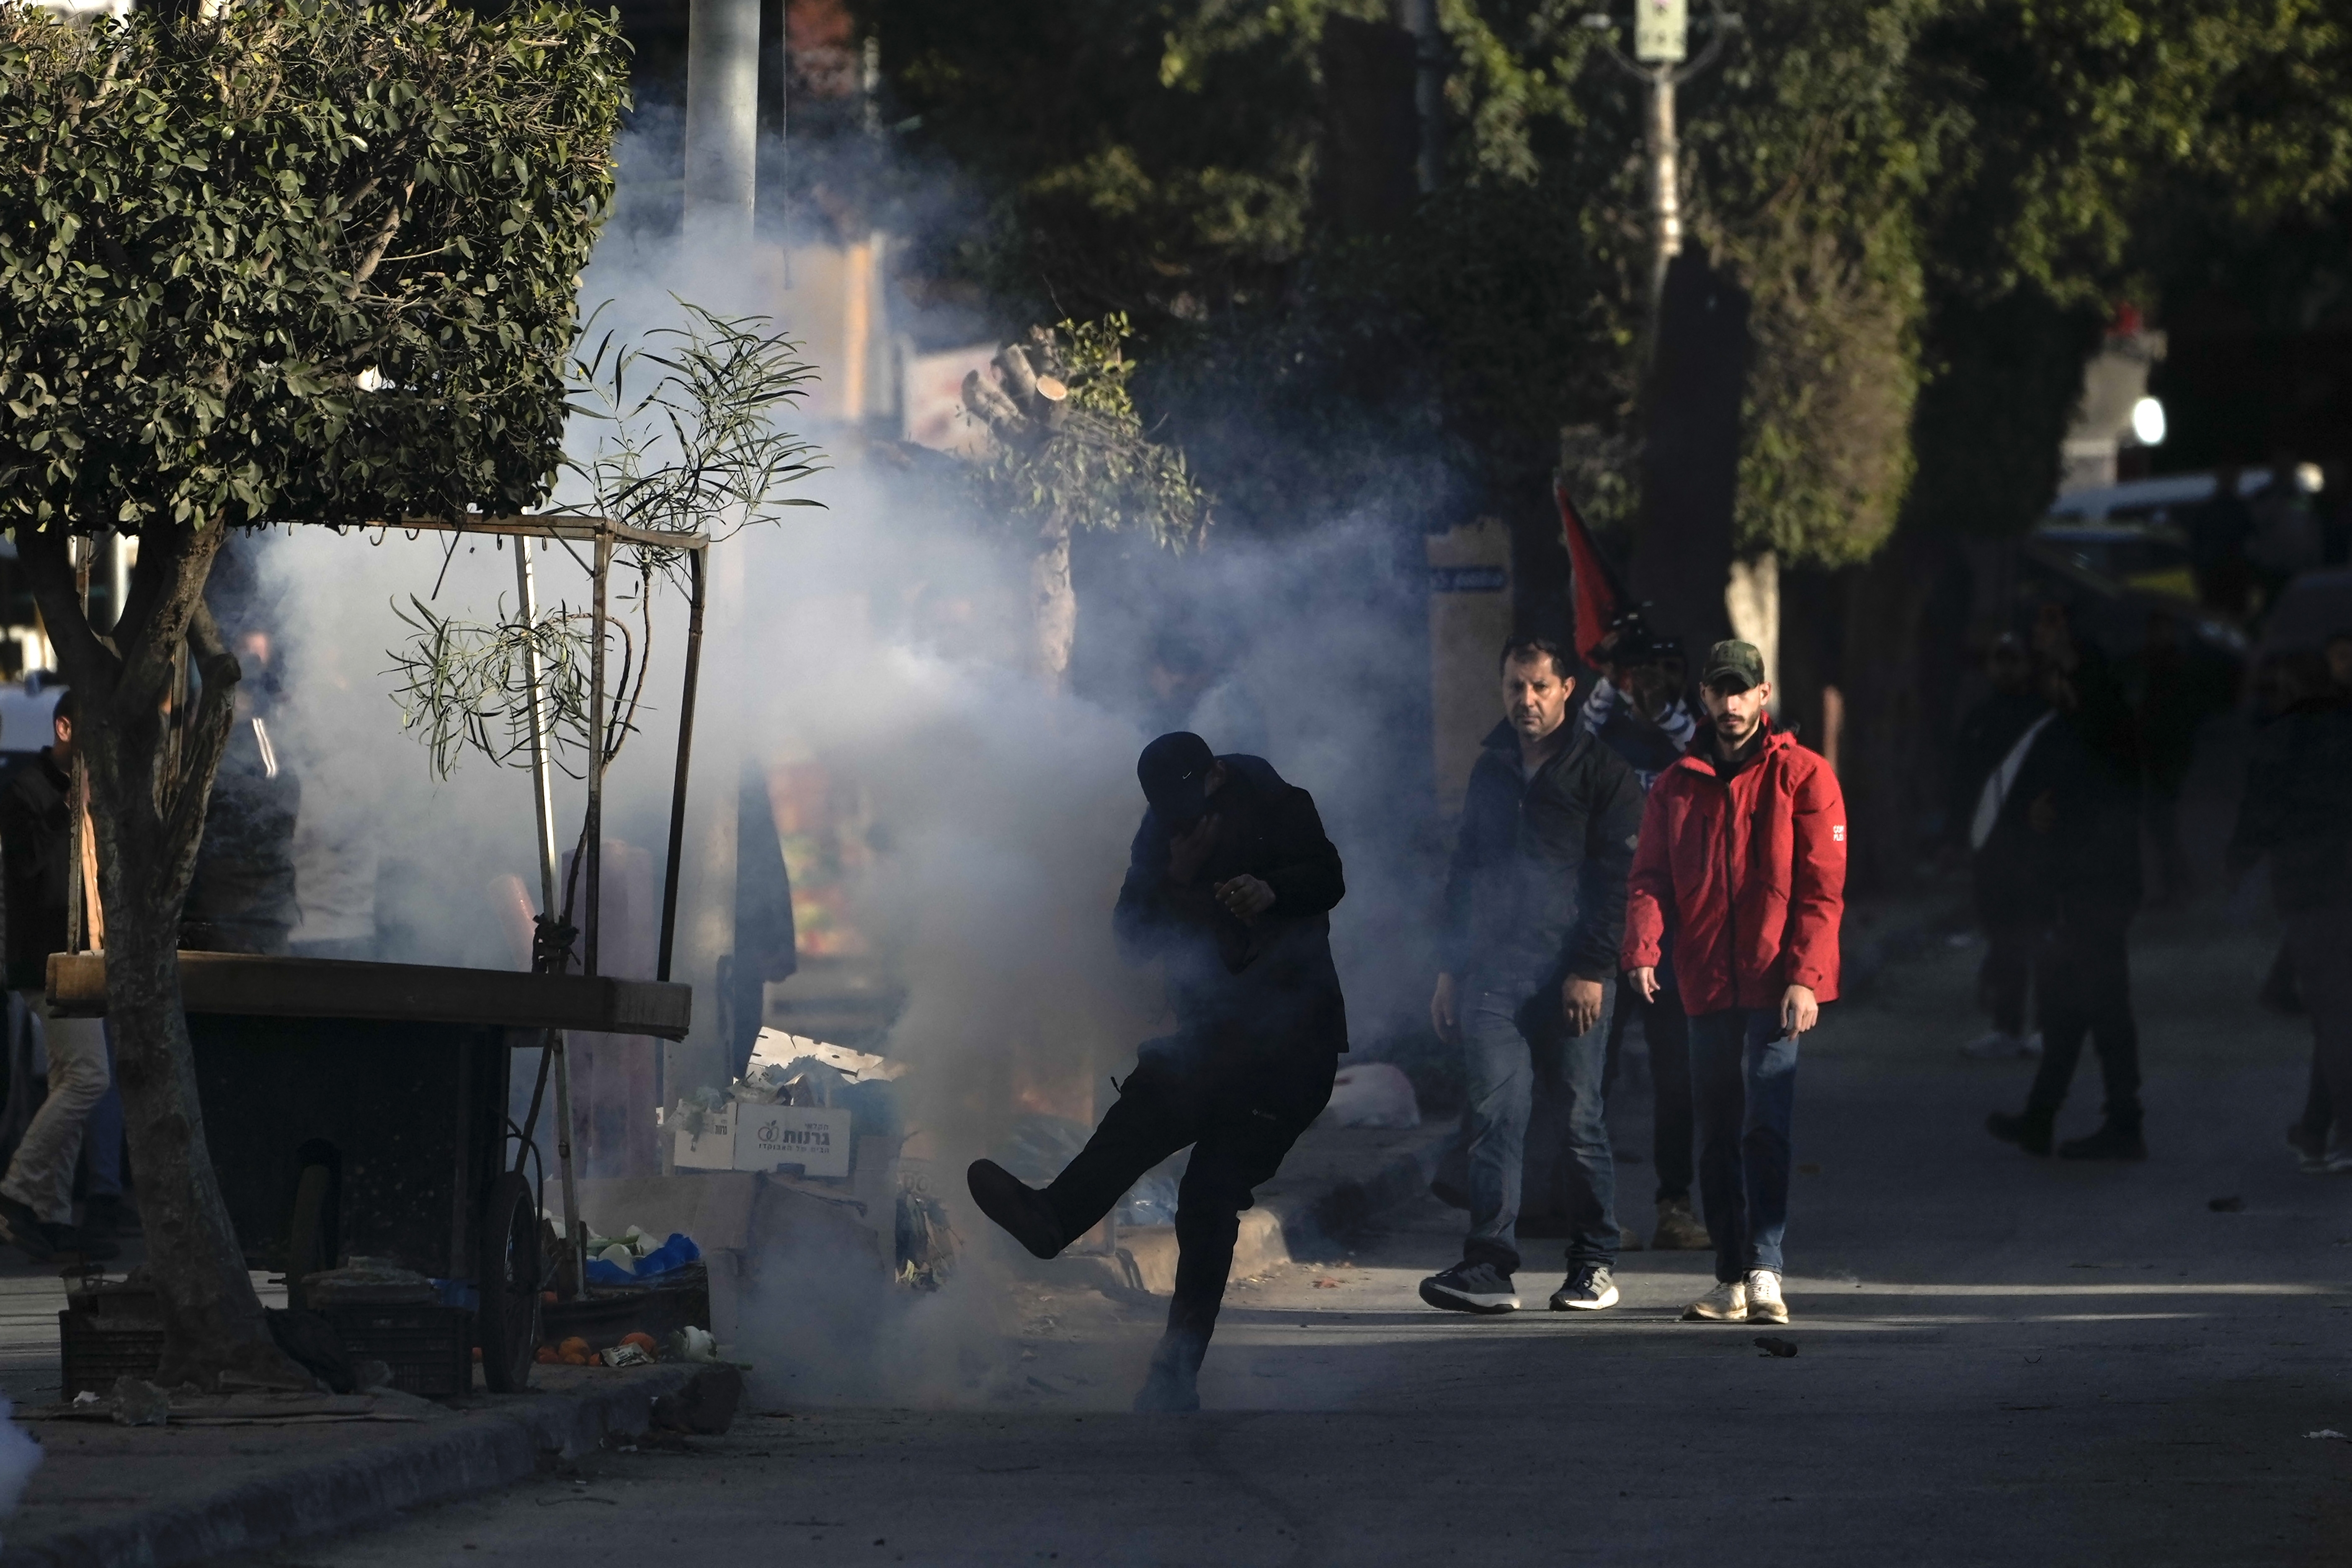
xmin=1430 ymin=973 xmax=1460 ymax=1046
xmin=1562 ymin=976 xmax=1605 ymax=1036
xmin=1781 ymin=983 xmax=1819 ymax=1037
xmin=1214 ymin=874 xmax=1276 ymax=921
xmin=2028 ymin=789 xmax=2058 ymax=834
xmin=1628 ymin=966 xmax=1660 ymax=1003
xmin=1167 ymin=814 xmax=1219 ymax=884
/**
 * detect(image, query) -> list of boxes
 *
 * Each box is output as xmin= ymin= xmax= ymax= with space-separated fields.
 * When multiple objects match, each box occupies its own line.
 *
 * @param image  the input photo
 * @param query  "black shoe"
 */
xmin=0 ymin=1198 xmax=54 ymax=1262
xmin=1418 ymin=1261 xmax=1520 ymax=1315
xmin=1132 ymin=1349 xmax=1202 ymax=1414
xmin=1547 ymin=1263 xmax=1620 ymax=1311
xmin=1986 ymin=1111 xmax=2053 ymax=1157
xmin=2057 ymin=1122 xmax=2146 ymax=1161
xmin=965 ymin=1160 xmax=1065 ymax=1259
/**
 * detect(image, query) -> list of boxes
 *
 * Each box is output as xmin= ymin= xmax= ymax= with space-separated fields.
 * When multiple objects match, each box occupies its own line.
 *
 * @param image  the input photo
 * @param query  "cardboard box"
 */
xmin=672 ymin=1104 xmax=738 ymax=1171
xmin=730 ymin=1104 xmax=854 ymax=1179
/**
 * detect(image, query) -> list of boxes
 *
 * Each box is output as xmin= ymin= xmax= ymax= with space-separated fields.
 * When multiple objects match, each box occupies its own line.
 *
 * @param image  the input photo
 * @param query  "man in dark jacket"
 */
xmin=967 ymin=732 xmax=1346 ymax=1412
xmin=1420 ymin=636 xmax=1644 ymax=1316
xmin=2227 ymin=649 xmax=2352 ymax=1173
xmin=1947 ymin=631 xmax=2053 ymax=1059
xmin=1625 ymin=641 xmax=1847 ymax=1327
xmin=1988 ymin=603 xmax=2149 ymax=1161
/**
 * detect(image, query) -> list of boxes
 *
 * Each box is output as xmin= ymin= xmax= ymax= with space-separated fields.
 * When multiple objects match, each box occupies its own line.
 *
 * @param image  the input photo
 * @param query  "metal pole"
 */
xmin=584 ymin=532 xmax=611 ymax=978
xmin=1646 ymin=62 xmax=1681 ymax=350
xmin=513 ymin=539 xmax=583 ymax=1297
xmin=656 ymin=547 xmax=707 ymax=986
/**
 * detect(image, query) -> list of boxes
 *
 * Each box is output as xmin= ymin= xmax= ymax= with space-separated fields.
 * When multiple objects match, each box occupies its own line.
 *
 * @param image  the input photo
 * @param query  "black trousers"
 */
xmin=2026 ymin=901 xmax=2141 ymax=1130
xmin=1978 ymin=918 xmax=2039 ymax=1038
xmin=1604 ymin=982 xmax=1695 ymax=1202
xmin=1044 ymin=1033 xmax=1336 ymax=1374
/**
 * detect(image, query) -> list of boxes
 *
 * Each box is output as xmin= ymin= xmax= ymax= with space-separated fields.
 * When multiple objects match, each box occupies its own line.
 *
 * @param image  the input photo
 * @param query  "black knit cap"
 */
xmin=1137 ymin=731 xmax=1216 ymax=825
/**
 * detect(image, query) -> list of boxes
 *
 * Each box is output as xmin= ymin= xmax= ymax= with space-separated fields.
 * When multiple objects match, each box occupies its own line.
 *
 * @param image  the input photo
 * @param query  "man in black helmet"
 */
xmin=966 ymin=731 xmax=1347 ymax=1413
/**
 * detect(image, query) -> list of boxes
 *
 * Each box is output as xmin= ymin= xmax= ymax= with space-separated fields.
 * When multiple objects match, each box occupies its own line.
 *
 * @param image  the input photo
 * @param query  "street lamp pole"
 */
xmin=1584 ymin=1 xmax=1737 ymax=353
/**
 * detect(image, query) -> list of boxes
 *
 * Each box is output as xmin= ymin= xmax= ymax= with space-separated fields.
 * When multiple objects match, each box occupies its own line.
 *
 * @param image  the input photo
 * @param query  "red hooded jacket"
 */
xmin=1621 ymin=724 xmax=1847 ymax=1015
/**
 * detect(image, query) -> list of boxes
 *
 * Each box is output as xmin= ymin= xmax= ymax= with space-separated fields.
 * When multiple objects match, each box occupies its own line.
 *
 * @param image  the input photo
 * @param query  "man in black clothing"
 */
xmin=2228 ymin=648 xmax=2352 ymax=1172
xmin=1420 ymin=636 xmax=1644 ymax=1316
xmin=1947 ymin=632 xmax=2052 ymax=1060
xmin=967 ymin=731 xmax=1346 ymax=1412
xmin=1988 ymin=604 xmax=2148 ymax=1161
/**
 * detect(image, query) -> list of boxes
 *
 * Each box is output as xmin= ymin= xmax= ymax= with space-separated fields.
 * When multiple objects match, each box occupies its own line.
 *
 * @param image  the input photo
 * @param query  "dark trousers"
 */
xmin=1978 ymin=919 xmax=2038 ymax=1037
xmin=1044 ymin=1034 xmax=1334 ymax=1375
xmin=2026 ymin=901 xmax=2141 ymax=1130
xmin=1459 ymin=982 xmax=1617 ymax=1274
xmin=1605 ymin=981 xmax=1694 ymax=1202
xmin=1689 ymin=1008 xmax=1798 ymax=1282
xmin=2286 ymin=906 xmax=2352 ymax=1158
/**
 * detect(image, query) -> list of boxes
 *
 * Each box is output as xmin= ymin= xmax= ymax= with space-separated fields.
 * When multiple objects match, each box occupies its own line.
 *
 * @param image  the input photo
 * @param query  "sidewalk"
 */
xmin=0 ymin=1117 xmax=1444 ymax=1566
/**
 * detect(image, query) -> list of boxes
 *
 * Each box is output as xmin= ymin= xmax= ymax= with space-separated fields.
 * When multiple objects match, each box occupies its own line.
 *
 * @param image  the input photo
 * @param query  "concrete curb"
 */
xmin=2 ymin=1365 xmax=702 ymax=1568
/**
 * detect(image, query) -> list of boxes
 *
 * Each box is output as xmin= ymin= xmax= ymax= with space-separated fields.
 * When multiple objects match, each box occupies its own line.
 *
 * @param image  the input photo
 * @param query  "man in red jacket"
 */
xmin=1623 ymin=641 xmax=1847 ymax=1326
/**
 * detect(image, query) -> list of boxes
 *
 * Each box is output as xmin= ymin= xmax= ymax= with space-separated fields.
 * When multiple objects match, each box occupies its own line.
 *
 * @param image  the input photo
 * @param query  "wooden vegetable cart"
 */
xmin=57 ymin=512 xmax=713 ymax=1393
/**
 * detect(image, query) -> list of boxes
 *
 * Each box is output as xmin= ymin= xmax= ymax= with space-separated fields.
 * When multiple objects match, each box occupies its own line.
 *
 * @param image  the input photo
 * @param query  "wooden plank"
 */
xmin=47 ymin=953 xmax=693 ymax=1040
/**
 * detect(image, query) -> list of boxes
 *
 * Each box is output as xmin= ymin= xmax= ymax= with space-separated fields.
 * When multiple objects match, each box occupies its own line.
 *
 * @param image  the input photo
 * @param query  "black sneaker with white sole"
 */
xmin=1418 ymin=1260 xmax=1520 ymax=1315
xmin=1548 ymin=1263 xmax=1620 ymax=1311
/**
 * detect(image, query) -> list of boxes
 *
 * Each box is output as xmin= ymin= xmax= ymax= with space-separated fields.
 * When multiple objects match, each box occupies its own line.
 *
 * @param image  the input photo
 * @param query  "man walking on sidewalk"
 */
xmin=1624 ymin=641 xmax=1845 ymax=1326
xmin=1420 ymin=636 xmax=1644 ymax=1316
xmin=0 ymin=690 xmax=119 ymax=1262
xmin=966 ymin=731 xmax=1347 ymax=1412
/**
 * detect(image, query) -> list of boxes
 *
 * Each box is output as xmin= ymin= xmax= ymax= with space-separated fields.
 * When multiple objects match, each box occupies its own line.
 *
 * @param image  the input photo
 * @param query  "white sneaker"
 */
xmin=1745 ymin=1269 xmax=1789 ymax=1324
xmin=1681 ymin=1279 xmax=1747 ymax=1322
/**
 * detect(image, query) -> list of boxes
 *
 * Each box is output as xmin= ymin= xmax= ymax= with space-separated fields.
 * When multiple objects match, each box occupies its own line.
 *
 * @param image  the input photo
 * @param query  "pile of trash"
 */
xmin=579 ymin=1226 xmax=701 ymax=1287
xmin=667 ymin=1029 xmax=912 ymax=1178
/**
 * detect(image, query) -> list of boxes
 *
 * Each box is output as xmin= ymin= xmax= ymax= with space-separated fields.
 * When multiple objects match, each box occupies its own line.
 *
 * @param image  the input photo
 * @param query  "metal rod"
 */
xmin=513 ymin=537 xmax=583 ymax=1295
xmin=655 ymin=546 xmax=707 ymax=986
xmin=1646 ymin=62 xmax=1681 ymax=350
xmin=514 ymin=542 xmax=560 ymax=918
xmin=583 ymin=533 xmax=611 ymax=978
xmin=365 ymin=514 xmax=713 ymax=551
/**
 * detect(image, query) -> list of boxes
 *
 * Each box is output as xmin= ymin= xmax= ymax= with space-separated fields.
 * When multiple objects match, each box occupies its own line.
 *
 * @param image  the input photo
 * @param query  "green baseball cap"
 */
xmin=1701 ymin=639 xmax=1766 ymax=692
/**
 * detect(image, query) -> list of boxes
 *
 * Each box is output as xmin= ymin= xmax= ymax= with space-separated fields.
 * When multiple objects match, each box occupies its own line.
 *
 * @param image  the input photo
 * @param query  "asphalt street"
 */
xmin=239 ymin=905 xmax=2352 ymax=1567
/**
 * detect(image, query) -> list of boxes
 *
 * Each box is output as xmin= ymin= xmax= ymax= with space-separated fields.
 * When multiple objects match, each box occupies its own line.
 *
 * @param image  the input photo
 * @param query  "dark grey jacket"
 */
xmin=1440 ymin=720 xmax=1644 ymax=1002
xmin=1114 ymin=754 xmax=1349 ymax=1055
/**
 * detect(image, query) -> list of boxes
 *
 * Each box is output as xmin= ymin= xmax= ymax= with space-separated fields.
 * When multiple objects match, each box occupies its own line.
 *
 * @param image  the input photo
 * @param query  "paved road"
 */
xmin=243 ymin=907 xmax=2351 ymax=1566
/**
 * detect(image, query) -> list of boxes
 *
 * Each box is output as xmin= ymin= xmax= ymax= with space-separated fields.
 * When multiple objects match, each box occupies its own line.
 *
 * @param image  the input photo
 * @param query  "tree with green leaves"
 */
xmin=956 ymin=316 xmax=1209 ymax=688
xmin=0 ymin=0 xmax=626 ymax=1387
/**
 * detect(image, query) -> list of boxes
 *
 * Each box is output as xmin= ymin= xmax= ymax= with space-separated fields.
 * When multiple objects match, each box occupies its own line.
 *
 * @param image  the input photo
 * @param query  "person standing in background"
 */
xmin=1947 ymin=631 xmax=2052 ymax=1060
xmin=0 ymin=690 xmax=118 ymax=1261
xmin=1987 ymin=603 xmax=2149 ymax=1161
xmin=1420 ymin=637 xmax=1644 ymax=1316
xmin=1624 ymin=641 xmax=1847 ymax=1327
xmin=2228 ymin=645 xmax=2352 ymax=1173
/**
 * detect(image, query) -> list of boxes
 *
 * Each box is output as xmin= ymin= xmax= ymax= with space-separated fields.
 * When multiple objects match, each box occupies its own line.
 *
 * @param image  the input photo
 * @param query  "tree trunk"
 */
xmin=1030 ymin=510 xmax=1075 ymax=693
xmin=19 ymin=522 xmax=307 ymax=1391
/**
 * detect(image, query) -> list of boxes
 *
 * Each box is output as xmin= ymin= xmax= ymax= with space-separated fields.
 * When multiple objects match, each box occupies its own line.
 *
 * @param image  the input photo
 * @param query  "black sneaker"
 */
xmin=965 ymin=1160 xmax=1065 ymax=1259
xmin=1548 ymin=1263 xmax=1620 ymax=1311
xmin=1418 ymin=1261 xmax=1520 ymax=1315
xmin=83 ymin=1195 xmax=138 ymax=1241
xmin=0 ymin=1198 xmax=54 ymax=1262
xmin=49 ymin=1223 xmax=120 ymax=1262
xmin=1986 ymin=1110 xmax=2053 ymax=1157
xmin=2058 ymin=1122 xmax=2146 ymax=1161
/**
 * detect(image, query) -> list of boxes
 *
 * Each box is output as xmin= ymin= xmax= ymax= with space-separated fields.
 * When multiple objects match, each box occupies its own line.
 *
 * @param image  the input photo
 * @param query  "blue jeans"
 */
xmin=1689 ymin=1007 xmax=1798 ymax=1282
xmin=1461 ymin=981 xmax=1616 ymax=1275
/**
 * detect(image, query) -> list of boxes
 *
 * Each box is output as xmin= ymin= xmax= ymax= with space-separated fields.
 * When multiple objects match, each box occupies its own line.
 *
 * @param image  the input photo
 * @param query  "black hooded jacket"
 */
xmin=1113 ymin=754 xmax=1349 ymax=1056
xmin=1440 ymin=719 xmax=1644 ymax=1002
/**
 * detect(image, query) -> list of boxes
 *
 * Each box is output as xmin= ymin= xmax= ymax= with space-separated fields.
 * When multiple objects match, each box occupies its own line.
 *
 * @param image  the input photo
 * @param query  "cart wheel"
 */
xmin=477 ymin=1170 xmax=542 ymax=1393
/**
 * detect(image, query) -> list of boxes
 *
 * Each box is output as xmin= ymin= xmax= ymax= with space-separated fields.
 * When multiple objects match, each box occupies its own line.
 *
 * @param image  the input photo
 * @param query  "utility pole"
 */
xmin=1583 ymin=0 xmax=1737 ymax=353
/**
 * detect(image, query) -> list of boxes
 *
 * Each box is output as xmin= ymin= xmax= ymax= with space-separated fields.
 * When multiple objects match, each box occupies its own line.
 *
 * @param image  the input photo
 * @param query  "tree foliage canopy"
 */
xmin=863 ymin=0 xmax=2352 ymax=561
xmin=0 ymin=0 xmax=628 ymax=539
